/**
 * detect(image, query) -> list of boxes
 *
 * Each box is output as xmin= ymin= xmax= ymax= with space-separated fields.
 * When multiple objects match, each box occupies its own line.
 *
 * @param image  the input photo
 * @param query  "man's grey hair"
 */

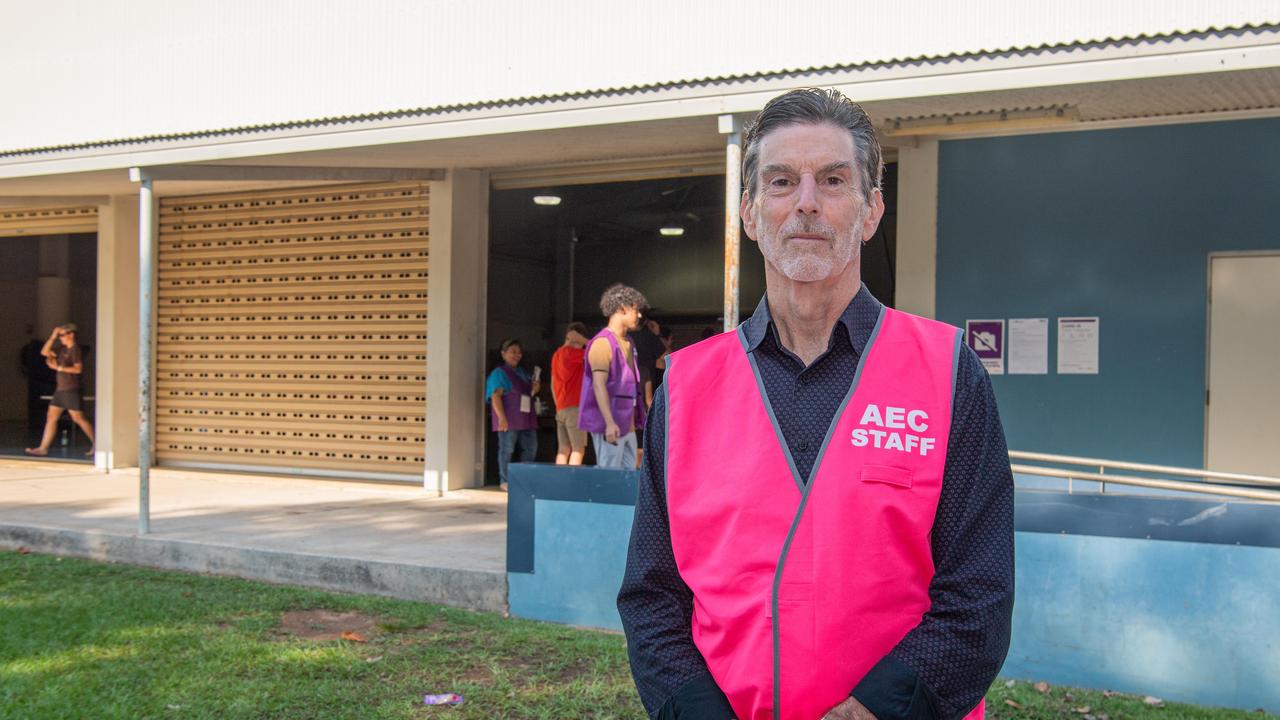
xmin=741 ymin=88 xmax=883 ymax=203
xmin=598 ymin=283 xmax=648 ymax=318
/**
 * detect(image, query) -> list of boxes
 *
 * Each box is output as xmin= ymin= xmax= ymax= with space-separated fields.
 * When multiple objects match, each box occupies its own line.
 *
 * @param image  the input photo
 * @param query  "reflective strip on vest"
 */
xmin=665 ymin=308 xmax=982 ymax=720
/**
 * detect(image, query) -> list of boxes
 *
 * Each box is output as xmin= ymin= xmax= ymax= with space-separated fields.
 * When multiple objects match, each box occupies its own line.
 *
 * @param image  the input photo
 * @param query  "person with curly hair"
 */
xmin=578 ymin=283 xmax=647 ymax=468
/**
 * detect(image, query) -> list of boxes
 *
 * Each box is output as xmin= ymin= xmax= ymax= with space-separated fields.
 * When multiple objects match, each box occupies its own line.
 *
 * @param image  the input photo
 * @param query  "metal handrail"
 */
xmin=1010 ymin=464 xmax=1280 ymax=503
xmin=1008 ymin=450 xmax=1280 ymax=489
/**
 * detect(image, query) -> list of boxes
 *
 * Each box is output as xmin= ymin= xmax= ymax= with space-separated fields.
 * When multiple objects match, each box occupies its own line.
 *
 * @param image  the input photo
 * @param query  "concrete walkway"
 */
xmin=0 ymin=459 xmax=508 ymax=613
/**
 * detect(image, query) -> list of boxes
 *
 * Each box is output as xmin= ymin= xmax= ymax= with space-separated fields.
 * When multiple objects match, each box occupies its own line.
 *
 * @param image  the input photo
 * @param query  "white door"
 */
xmin=1206 ymin=253 xmax=1280 ymax=476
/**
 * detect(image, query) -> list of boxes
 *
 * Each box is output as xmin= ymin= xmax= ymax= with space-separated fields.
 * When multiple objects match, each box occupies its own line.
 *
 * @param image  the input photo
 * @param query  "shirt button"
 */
xmin=799 ymin=374 xmax=811 ymax=386
xmin=797 ymin=440 xmax=810 ymax=452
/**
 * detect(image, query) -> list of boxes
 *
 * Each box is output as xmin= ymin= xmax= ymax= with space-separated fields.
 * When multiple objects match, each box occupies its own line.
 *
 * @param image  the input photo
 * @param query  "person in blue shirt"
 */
xmin=485 ymin=339 xmax=541 ymax=490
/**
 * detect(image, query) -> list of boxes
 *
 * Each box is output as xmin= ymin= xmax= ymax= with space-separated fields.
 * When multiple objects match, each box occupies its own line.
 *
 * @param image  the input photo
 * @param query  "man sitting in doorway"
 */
xmin=550 ymin=321 xmax=590 ymax=465
xmin=26 ymin=323 xmax=95 ymax=457
xmin=578 ymin=283 xmax=647 ymax=469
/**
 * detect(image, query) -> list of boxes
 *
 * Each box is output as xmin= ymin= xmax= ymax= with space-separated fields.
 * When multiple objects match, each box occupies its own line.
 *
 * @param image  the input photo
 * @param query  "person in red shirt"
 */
xmin=550 ymin=321 xmax=590 ymax=465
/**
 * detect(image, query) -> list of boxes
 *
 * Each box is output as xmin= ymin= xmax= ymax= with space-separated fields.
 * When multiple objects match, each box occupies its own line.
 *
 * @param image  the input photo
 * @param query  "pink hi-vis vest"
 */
xmin=665 ymin=307 xmax=983 ymax=720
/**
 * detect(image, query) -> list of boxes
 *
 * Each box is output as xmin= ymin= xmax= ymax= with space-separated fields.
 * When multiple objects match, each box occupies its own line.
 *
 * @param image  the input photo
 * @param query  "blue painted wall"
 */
xmin=937 ymin=118 xmax=1280 ymax=467
xmin=508 ymin=464 xmax=1280 ymax=712
xmin=508 ymin=499 xmax=634 ymax=630
xmin=1007 ymin=533 xmax=1280 ymax=711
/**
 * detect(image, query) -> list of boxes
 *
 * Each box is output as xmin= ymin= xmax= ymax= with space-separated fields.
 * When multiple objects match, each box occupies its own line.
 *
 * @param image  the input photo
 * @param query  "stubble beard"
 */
xmin=758 ymin=213 xmax=864 ymax=283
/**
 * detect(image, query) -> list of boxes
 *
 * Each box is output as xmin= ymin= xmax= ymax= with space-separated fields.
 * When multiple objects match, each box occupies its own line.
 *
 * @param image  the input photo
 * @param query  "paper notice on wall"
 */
xmin=1008 ymin=318 xmax=1049 ymax=374
xmin=965 ymin=319 xmax=1005 ymax=375
xmin=1057 ymin=317 xmax=1100 ymax=374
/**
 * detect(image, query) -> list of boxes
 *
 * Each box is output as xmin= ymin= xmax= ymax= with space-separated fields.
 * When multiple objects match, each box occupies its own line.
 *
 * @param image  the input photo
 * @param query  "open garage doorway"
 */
xmin=483 ymin=165 xmax=897 ymax=485
xmin=0 ymin=232 xmax=98 ymax=461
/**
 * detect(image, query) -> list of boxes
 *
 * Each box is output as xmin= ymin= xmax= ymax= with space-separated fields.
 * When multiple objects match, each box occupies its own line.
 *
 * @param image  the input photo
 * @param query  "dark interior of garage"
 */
xmin=0 ymin=232 xmax=97 ymax=461
xmin=482 ymin=166 xmax=897 ymax=483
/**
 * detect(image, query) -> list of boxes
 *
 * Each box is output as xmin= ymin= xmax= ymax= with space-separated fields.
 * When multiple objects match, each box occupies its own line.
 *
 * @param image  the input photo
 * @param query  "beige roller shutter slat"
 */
xmin=159 ymin=259 xmax=428 ymax=281
xmin=0 ymin=205 xmax=98 ymax=236
xmin=158 ymin=407 xmax=422 ymax=427
xmin=159 ymin=194 xmax=429 ymax=221
xmin=159 ymin=303 xmax=428 ymax=319
xmin=160 ymin=181 xmax=423 ymax=210
xmin=159 ymin=236 xmax=428 ymax=261
xmin=155 ymin=181 xmax=429 ymax=478
xmin=155 ymin=451 xmax=424 ymax=475
xmin=160 ymin=216 xmax=430 ymax=243
xmin=157 ymin=406 xmax=424 ymax=425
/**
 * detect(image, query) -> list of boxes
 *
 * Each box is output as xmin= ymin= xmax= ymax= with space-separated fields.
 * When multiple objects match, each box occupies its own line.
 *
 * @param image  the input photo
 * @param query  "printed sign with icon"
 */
xmin=965 ymin=319 xmax=1005 ymax=375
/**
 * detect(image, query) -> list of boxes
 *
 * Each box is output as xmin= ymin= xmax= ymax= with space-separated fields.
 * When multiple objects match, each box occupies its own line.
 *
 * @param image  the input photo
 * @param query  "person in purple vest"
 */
xmin=485 ymin=338 xmax=540 ymax=491
xmin=578 ymin=282 xmax=647 ymax=469
xmin=618 ymin=89 xmax=1014 ymax=720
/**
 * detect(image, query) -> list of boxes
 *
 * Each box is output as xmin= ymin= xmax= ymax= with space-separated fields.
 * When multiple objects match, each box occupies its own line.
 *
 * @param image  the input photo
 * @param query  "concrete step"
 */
xmin=0 ymin=522 xmax=507 ymax=614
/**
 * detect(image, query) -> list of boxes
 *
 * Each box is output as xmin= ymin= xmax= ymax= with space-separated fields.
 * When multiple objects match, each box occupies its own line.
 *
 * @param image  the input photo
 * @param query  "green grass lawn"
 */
xmin=1 ymin=551 xmax=1273 ymax=719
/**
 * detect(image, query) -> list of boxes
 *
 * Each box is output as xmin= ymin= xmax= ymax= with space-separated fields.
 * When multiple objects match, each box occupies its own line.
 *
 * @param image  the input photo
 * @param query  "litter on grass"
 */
xmin=424 ymin=693 xmax=464 ymax=706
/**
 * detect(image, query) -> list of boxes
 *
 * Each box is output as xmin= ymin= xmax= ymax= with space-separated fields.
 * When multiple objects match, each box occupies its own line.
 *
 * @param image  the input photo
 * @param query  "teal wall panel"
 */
xmin=508 ymin=499 xmax=633 ymax=630
xmin=506 ymin=466 xmax=1280 ymax=712
xmin=1006 ymin=532 xmax=1280 ymax=712
xmin=937 ymin=118 xmax=1280 ymax=466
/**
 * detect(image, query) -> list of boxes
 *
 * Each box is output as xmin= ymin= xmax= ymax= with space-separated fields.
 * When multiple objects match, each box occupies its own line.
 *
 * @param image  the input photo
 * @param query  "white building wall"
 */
xmin=3 ymin=0 xmax=1277 ymax=152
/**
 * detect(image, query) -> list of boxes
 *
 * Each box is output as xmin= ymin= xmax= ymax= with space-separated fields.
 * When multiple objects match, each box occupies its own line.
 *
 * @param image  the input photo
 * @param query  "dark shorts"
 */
xmin=50 ymin=389 xmax=83 ymax=412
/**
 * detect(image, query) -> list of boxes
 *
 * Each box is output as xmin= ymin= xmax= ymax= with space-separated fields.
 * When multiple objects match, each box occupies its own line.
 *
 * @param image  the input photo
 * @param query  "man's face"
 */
xmin=619 ymin=306 xmax=643 ymax=332
xmin=566 ymin=330 xmax=588 ymax=347
xmin=741 ymin=122 xmax=884 ymax=284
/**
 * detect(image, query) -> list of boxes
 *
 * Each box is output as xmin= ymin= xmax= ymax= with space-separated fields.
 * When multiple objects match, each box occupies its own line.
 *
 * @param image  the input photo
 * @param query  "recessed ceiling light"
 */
xmin=659 ymin=227 xmax=685 ymax=237
xmin=532 ymin=195 xmax=562 ymax=206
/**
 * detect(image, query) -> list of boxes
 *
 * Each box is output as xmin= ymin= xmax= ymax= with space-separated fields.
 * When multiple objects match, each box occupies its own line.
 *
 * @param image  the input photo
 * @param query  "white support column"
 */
xmin=424 ymin=170 xmax=488 ymax=493
xmin=895 ymin=139 xmax=940 ymax=319
xmin=94 ymin=196 xmax=141 ymax=470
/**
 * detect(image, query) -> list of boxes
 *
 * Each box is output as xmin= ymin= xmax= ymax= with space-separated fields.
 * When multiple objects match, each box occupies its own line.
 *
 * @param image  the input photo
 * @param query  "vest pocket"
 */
xmin=860 ymin=464 xmax=913 ymax=489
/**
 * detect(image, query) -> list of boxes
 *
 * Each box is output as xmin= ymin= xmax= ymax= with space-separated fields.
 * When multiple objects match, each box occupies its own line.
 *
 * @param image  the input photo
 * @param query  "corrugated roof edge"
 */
xmin=2 ymin=23 xmax=1277 ymax=159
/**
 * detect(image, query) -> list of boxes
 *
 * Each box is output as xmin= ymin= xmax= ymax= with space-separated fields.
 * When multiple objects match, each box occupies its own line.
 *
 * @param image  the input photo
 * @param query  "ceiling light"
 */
xmin=532 ymin=195 xmax=562 ymax=206
xmin=659 ymin=227 xmax=685 ymax=237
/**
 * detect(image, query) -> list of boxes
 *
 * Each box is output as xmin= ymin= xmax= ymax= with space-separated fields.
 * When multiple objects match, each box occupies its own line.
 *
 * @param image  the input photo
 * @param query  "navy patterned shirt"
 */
xmin=617 ymin=286 xmax=1015 ymax=720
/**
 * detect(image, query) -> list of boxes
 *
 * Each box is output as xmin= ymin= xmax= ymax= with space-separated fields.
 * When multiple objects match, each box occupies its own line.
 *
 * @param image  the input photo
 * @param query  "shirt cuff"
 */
xmin=657 ymin=671 xmax=736 ymax=720
xmin=851 ymin=655 xmax=942 ymax=720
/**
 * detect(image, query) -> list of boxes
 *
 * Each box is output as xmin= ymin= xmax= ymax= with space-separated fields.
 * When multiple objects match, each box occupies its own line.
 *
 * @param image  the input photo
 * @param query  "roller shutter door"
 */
xmin=156 ymin=181 xmax=429 ymax=480
xmin=0 ymin=205 xmax=98 ymax=236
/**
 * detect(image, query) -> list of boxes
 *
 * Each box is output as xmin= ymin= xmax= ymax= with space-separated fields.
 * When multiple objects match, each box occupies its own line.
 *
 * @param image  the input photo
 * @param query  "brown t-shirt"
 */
xmin=55 ymin=345 xmax=83 ymax=391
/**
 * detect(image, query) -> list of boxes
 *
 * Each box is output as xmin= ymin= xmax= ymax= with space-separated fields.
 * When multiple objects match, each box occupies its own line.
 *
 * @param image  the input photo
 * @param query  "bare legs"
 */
xmin=554 ymin=447 xmax=585 ymax=465
xmin=69 ymin=410 xmax=95 ymax=455
xmin=25 ymin=405 xmax=94 ymax=456
xmin=25 ymin=405 xmax=62 ymax=456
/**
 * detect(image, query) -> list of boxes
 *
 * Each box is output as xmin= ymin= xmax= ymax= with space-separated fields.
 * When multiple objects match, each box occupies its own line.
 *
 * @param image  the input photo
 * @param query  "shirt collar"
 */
xmin=741 ymin=283 xmax=883 ymax=356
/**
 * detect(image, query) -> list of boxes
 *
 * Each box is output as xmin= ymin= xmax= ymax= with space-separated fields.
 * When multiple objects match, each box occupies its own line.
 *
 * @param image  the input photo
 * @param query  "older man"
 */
xmin=618 ymin=89 xmax=1014 ymax=720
